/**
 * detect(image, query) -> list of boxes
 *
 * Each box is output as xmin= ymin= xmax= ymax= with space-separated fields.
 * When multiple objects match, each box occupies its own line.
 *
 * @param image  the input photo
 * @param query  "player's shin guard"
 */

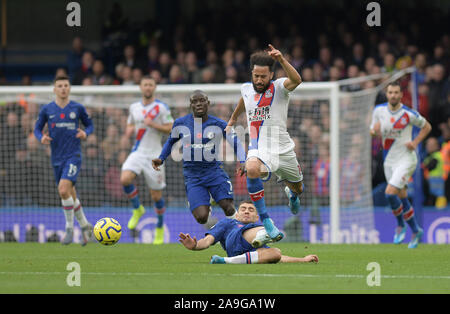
xmin=123 ymin=184 xmax=140 ymax=209
xmin=247 ymin=177 xmax=269 ymax=221
xmin=386 ymin=194 xmax=405 ymax=227
xmin=61 ymin=197 xmax=75 ymax=229
xmin=401 ymin=199 xmax=419 ymax=234
xmin=154 ymin=198 xmax=165 ymax=228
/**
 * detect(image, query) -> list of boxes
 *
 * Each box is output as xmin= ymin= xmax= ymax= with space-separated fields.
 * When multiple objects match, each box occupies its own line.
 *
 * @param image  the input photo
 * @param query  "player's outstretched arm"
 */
xmin=267 ymin=44 xmax=302 ymax=91
xmin=226 ymin=97 xmax=245 ymax=132
xmin=280 ymin=254 xmax=319 ymax=263
xmin=179 ymin=233 xmax=215 ymax=251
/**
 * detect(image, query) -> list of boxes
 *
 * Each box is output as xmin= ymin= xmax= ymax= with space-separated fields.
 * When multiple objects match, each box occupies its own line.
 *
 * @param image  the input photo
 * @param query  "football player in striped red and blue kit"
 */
xmin=34 ymin=76 xmax=94 ymax=245
xmin=370 ymin=82 xmax=432 ymax=248
xmin=152 ymin=90 xmax=246 ymax=225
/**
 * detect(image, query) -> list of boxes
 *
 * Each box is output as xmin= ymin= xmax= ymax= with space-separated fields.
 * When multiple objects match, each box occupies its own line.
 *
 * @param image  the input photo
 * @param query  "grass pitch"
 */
xmin=1 ymin=242 xmax=449 ymax=294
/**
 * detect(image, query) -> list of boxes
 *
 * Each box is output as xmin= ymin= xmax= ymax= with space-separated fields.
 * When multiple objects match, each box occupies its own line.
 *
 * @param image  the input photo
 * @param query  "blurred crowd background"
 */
xmin=0 ymin=0 xmax=449 ymax=210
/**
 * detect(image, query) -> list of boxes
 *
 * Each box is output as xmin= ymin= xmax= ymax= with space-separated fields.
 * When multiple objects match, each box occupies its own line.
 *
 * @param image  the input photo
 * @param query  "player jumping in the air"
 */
xmin=226 ymin=44 xmax=303 ymax=242
xmin=121 ymin=76 xmax=174 ymax=244
xmin=179 ymin=200 xmax=319 ymax=264
xmin=370 ymin=82 xmax=432 ymax=248
xmin=34 ymin=75 xmax=94 ymax=245
xmin=152 ymin=90 xmax=246 ymax=226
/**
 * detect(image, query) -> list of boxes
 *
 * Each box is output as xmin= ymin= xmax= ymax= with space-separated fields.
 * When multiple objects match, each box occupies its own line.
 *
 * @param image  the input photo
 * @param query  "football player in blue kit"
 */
xmin=34 ymin=76 xmax=94 ymax=245
xmin=179 ymin=200 xmax=319 ymax=264
xmin=152 ymin=90 xmax=246 ymax=225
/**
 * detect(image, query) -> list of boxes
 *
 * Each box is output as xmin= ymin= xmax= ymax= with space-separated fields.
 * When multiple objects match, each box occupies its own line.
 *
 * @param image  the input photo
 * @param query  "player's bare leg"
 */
xmin=192 ymin=205 xmax=213 ymax=224
xmin=150 ymin=189 xmax=165 ymax=244
xmin=121 ymin=170 xmax=145 ymax=230
xmin=58 ymin=179 xmax=75 ymax=245
xmin=216 ymin=198 xmax=237 ymax=219
xmin=246 ymin=157 xmax=283 ymax=241
xmin=284 ymin=181 xmax=303 ymax=214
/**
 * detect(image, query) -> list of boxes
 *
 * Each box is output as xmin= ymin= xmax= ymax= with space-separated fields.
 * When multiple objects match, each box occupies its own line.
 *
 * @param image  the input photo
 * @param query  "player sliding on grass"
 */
xmin=226 ymin=44 xmax=304 ymax=242
xmin=34 ymin=75 xmax=94 ymax=245
xmin=121 ymin=76 xmax=174 ymax=244
xmin=370 ymin=81 xmax=432 ymax=248
xmin=152 ymin=90 xmax=246 ymax=226
xmin=179 ymin=200 xmax=319 ymax=264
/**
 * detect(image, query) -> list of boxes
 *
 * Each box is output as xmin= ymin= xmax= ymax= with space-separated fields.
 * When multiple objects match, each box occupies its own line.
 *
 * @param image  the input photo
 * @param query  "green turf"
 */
xmin=1 ymin=242 xmax=449 ymax=293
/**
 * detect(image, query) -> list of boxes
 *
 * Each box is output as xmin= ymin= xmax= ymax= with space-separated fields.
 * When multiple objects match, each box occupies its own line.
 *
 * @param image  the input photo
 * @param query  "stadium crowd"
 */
xmin=0 ymin=3 xmax=449 ymax=210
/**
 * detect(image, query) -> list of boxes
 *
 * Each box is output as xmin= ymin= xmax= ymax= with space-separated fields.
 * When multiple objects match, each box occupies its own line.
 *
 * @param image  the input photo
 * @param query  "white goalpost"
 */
xmin=0 ymin=68 xmax=414 ymax=244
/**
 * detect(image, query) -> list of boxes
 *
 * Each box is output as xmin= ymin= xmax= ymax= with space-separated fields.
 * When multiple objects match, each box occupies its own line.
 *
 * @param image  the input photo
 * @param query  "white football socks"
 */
xmin=224 ymin=251 xmax=259 ymax=264
xmin=61 ymin=197 xmax=75 ymax=229
xmin=74 ymin=198 xmax=89 ymax=228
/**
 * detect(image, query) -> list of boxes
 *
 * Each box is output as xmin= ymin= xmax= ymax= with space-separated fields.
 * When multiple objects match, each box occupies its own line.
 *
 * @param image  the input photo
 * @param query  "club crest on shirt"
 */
xmin=69 ymin=112 xmax=76 ymax=119
xmin=264 ymin=89 xmax=273 ymax=98
xmin=206 ymin=132 xmax=215 ymax=139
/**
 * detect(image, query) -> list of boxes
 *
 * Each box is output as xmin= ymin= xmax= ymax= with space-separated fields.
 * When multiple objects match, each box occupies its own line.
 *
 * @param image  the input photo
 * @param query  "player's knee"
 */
xmin=266 ymin=248 xmax=282 ymax=263
xmin=120 ymin=173 xmax=132 ymax=186
xmin=246 ymin=165 xmax=260 ymax=179
xmin=58 ymin=185 xmax=71 ymax=199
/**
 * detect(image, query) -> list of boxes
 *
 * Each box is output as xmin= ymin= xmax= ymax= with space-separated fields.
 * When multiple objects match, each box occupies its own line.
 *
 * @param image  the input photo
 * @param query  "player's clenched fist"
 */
xmin=41 ymin=133 xmax=52 ymax=144
xmin=152 ymin=158 xmax=163 ymax=171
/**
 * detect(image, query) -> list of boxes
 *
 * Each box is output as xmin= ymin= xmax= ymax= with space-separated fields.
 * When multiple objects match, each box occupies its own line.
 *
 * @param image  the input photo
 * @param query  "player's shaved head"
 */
xmin=190 ymin=90 xmax=208 ymax=100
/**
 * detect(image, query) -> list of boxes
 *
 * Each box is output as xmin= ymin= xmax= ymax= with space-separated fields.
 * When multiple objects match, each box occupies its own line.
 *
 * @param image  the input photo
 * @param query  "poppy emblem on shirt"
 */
xmin=390 ymin=117 xmax=395 ymax=123
xmin=196 ymin=133 xmax=202 ymax=139
xmin=254 ymin=94 xmax=261 ymax=102
xmin=60 ymin=113 xmax=65 ymax=119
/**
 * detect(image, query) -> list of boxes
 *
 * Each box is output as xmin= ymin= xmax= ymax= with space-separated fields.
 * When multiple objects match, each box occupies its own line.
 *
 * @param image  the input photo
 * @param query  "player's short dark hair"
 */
xmin=53 ymin=75 xmax=70 ymax=84
xmin=250 ymin=51 xmax=275 ymax=72
xmin=387 ymin=81 xmax=401 ymax=89
xmin=239 ymin=200 xmax=255 ymax=207
xmin=140 ymin=75 xmax=156 ymax=84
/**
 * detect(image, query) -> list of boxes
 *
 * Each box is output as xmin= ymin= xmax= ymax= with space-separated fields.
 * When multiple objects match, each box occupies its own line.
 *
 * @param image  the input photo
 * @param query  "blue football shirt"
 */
xmin=159 ymin=114 xmax=245 ymax=177
xmin=34 ymin=100 xmax=94 ymax=166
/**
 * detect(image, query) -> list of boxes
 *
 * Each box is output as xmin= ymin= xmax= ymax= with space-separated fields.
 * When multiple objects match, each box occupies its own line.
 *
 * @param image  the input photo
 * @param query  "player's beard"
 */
xmin=389 ymin=97 xmax=401 ymax=109
xmin=252 ymin=81 xmax=270 ymax=94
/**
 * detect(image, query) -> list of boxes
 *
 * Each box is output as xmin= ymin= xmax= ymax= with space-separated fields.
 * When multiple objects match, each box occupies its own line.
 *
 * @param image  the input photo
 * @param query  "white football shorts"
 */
xmin=121 ymin=152 xmax=166 ymax=190
xmin=384 ymin=159 xmax=417 ymax=189
xmin=247 ymin=148 xmax=303 ymax=183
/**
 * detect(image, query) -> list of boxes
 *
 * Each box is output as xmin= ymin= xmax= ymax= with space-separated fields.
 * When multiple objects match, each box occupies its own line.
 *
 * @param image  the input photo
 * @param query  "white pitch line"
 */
xmin=1 ymin=271 xmax=450 ymax=280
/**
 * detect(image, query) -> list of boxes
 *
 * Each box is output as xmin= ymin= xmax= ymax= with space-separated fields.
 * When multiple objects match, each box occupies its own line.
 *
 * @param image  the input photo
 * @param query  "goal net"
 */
xmin=0 ymin=68 xmax=414 ymax=244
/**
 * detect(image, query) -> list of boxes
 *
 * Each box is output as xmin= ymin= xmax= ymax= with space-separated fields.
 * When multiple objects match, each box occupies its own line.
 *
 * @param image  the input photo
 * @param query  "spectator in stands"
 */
xmin=67 ymin=36 xmax=85 ymax=79
xmin=132 ymin=67 xmax=143 ymax=85
xmin=146 ymin=45 xmax=160 ymax=74
xmin=72 ymin=51 xmax=94 ymax=85
xmin=168 ymin=64 xmax=186 ymax=84
xmin=428 ymin=63 xmax=450 ymax=136
xmin=121 ymin=45 xmax=142 ymax=70
xmin=121 ymin=66 xmax=134 ymax=85
xmin=91 ymin=59 xmax=113 ymax=85
xmin=381 ymin=53 xmax=396 ymax=73
xmin=414 ymin=53 xmax=428 ymax=85
xmin=158 ymin=51 xmax=173 ymax=83
xmin=182 ymin=51 xmax=201 ymax=84
xmin=423 ymin=137 xmax=447 ymax=208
